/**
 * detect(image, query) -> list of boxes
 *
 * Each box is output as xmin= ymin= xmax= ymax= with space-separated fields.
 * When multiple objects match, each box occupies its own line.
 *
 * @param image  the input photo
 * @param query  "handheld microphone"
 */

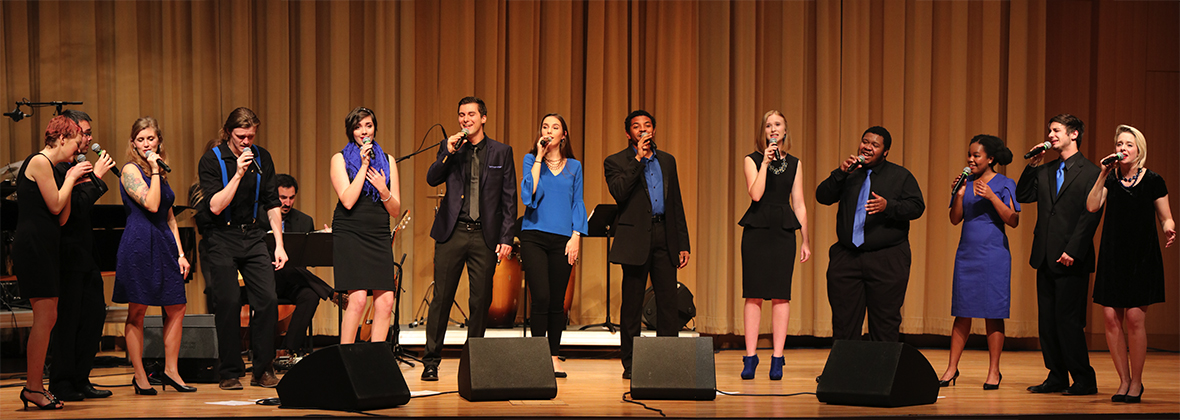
xmin=1101 ymin=152 xmax=1126 ymax=166
xmin=144 ymin=150 xmax=172 ymax=173
xmin=362 ymin=137 xmax=375 ymax=158
xmin=248 ymin=146 xmax=263 ymax=174
xmin=847 ymin=155 xmax=867 ymax=172
xmin=951 ymin=167 xmax=971 ymax=197
xmin=1024 ymin=141 xmax=1051 ymax=159
xmin=90 ymin=143 xmax=120 ymax=176
xmin=768 ymin=136 xmax=781 ymax=160
xmin=639 ymin=131 xmax=656 ymax=152
xmin=76 ymin=154 xmax=102 ymax=185
xmin=455 ymin=127 xmax=471 ymax=150
xmin=540 ymin=136 xmax=553 ymax=148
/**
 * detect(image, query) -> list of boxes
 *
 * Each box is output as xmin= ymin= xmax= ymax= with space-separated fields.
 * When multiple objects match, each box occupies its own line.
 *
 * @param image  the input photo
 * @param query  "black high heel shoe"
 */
xmin=939 ymin=370 xmax=960 ymax=387
xmin=19 ymin=388 xmax=63 ymax=410
xmin=162 ymin=373 xmax=197 ymax=392
xmin=1124 ymin=385 xmax=1144 ymax=403
xmin=983 ymin=372 xmax=1002 ymax=390
xmin=132 ymin=377 xmax=158 ymax=395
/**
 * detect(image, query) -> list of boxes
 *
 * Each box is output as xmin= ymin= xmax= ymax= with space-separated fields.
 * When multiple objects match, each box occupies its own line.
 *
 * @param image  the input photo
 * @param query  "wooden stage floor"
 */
xmin=2 ymin=347 xmax=1177 ymax=419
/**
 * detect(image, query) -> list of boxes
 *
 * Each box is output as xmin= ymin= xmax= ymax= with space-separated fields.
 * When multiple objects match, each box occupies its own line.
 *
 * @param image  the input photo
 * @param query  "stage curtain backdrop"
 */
xmin=3 ymin=0 xmax=1176 ymax=348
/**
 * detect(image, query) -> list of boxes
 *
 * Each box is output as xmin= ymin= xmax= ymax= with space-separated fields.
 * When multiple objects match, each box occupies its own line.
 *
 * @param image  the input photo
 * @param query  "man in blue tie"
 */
xmin=816 ymin=126 xmax=925 ymax=342
xmin=1016 ymin=114 xmax=1102 ymax=396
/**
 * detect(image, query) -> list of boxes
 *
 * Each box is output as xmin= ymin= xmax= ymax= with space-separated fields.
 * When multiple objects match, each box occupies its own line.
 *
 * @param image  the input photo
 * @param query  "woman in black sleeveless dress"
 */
xmin=1085 ymin=125 xmax=1174 ymax=403
xmin=330 ymin=107 xmax=401 ymax=344
xmin=737 ymin=111 xmax=811 ymax=380
xmin=13 ymin=116 xmax=92 ymax=410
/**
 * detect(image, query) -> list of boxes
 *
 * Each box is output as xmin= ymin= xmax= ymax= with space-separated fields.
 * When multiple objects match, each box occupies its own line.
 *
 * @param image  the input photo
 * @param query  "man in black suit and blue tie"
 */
xmin=422 ymin=96 xmax=518 ymax=381
xmin=1016 ymin=114 xmax=1101 ymax=396
xmin=604 ymin=110 xmax=691 ymax=379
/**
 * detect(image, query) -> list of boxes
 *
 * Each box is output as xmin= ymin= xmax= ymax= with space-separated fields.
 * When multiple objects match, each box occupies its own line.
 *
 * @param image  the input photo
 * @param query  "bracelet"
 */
xmin=151 ymin=172 xmax=160 ymax=176
xmin=178 ymin=253 xmax=185 ymax=258
xmin=380 ymin=194 xmax=392 ymax=202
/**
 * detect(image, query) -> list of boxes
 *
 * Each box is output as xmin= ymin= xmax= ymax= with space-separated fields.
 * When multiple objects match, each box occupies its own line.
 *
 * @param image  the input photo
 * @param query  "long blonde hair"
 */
xmin=125 ymin=116 xmax=167 ymax=180
xmin=755 ymin=110 xmax=792 ymax=153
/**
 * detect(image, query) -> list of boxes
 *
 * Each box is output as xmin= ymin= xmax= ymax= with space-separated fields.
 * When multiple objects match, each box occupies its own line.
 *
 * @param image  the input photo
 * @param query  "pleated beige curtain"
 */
xmin=2 ymin=0 xmax=1176 ymax=345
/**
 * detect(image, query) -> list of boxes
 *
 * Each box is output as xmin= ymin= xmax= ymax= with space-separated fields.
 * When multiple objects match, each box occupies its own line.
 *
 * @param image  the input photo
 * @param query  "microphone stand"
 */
xmin=388 ymin=253 xmax=422 ymax=367
xmin=396 ymin=123 xmax=448 ymax=163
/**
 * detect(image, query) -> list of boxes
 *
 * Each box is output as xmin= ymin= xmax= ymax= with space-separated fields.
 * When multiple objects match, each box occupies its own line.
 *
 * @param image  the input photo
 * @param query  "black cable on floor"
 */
xmin=715 ymin=389 xmax=816 ymax=397
xmin=621 ymin=391 xmax=665 ymax=417
xmin=410 ymin=390 xmax=458 ymax=398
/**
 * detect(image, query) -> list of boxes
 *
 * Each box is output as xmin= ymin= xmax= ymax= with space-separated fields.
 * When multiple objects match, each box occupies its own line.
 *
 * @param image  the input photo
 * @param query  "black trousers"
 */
xmin=275 ymin=267 xmax=320 ymax=353
xmin=202 ymin=227 xmax=278 ymax=378
xmin=423 ymin=221 xmax=495 ymax=367
xmin=826 ymin=242 xmax=911 ymax=342
xmin=619 ymin=220 xmax=679 ymax=372
xmin=1035 ymin=269 xmax=1096 ymax=389
xmin=520 ymin=230 xmax=573 ymax=355
xmin=49 ymin=268 xmax=106 ymax=391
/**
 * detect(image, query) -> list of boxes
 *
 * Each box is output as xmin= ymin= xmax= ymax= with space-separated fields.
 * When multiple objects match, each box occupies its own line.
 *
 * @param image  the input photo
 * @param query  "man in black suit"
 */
xmin=49 ymin=110 xmax=116 ymax=401
xmin=1016 ymin=114 xmax=1101 ymax=396
xmin=604 ymin=110 xmax=691 ymax=379
xmin=422 ymin=96 xmax=517 ymax=381
xmin=263 ymin=174 xmax=331 ymax=360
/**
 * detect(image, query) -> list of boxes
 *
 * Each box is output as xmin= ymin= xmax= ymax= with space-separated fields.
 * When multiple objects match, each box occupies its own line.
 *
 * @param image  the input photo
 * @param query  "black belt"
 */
xmin=651 ymin=214 xmax=665 ymax=223
xmin=221 ymin=223 xmax=260 ymax=232
xmin=457 ymin=220 xmax=482 ymax=231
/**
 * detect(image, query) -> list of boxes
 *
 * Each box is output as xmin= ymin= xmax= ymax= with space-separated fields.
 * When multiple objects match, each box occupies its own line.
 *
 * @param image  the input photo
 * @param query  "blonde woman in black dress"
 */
xmin=1085 ymin=125 xmax=1174 ymax=403
xmin=331 ymin=107 xmax=401 ymax=344
xmin=738 ymin=110 xmax=811 ymax=380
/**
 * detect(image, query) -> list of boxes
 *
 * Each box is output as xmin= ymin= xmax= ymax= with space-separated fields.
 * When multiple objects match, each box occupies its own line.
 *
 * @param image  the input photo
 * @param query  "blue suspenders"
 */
xmin=212 ymin=145 xmax=262 ymax=224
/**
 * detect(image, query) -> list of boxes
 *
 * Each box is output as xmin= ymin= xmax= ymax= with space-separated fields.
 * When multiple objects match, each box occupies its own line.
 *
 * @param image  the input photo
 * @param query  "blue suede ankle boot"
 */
xmin=741 ymin=355 xmax=759 ymax=380
xmin=769 ymin=356 xmax=785 ymax=380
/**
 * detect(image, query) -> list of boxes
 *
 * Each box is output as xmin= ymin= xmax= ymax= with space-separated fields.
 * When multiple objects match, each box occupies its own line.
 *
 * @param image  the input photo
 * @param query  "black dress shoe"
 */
xmin=1027 ymin=383 xmax=1067 ymax=393
xmin=1111 ymin=393 xmax=1126 ymax=402
xmin=554 ymin=371 xmax=568 ymax=378
xmin=79 ymin=385 xmax=113 ymax=399
xmin=1124 ymin=385 xmax=1143 ymax=403
xmin=49 ymin=387 xmax=84 ymax=402
xmin=622 ymin=370 xmax=631 ymax=380
xmin=1063 ymin=386 xmax=1098 ymax=396
xmin=421 ymin=365 xmax=439 ymax=381
xmin=939 ymin=370 xmax=960 ymax=387
xmin=162 ymin=373 xmax=198 ymax=392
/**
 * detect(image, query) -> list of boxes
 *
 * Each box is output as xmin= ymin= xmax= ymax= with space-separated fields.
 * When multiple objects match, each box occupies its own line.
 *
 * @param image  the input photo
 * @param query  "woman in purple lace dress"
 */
xmin=114 ymin=117 xmax=194 ymax=394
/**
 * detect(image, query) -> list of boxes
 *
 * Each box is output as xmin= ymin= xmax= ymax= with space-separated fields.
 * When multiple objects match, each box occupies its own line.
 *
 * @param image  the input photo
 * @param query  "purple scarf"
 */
xmin=342 ymin=141 xmax=390 ymax=202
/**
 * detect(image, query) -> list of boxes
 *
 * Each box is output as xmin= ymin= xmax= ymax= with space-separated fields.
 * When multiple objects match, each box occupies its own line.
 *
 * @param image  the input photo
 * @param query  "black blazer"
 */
xmin=1015 ymin=152 xmax=1102 ymax=274
xmin=427 ymin=137 xmax=518 ymax=249
xmin=260 ymin=207 xmax=314 ymax=233
xmin=604 ymin=147 xmax=690 ymax=267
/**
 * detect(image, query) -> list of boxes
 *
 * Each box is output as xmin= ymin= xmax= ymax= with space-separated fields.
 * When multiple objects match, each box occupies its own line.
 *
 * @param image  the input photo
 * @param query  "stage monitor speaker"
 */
xmin=642 ymin=282 xmax=696 ymax=330
xmin=630 ymin=336 xmax=716 ymax=400
xmin=277 ymin=342 xmax=410 ymax=411
xmin=144 ymin=314 xmax=219 ymax=383
xmin=458 ymin=337 xmax=557 ymax=402
xmin=816 ymin=340 xmax=939 ymax=407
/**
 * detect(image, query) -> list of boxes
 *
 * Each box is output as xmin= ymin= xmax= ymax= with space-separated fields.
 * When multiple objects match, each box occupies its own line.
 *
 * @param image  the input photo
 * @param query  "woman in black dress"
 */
xmin=1085 ymin=125 xmax=1174 ymax=403
xmin=330 ymin=107 xmax=401 ymax=344
xmin=738 ymin=110 xmax=811 ymax=380
xmin=14 ymin=116 xmax=92 ymax=410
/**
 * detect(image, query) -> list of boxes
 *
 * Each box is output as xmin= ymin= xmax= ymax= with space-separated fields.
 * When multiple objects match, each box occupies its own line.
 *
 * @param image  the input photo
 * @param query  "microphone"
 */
xmin=639 ymin=131 xmax=656 ymax=152
xmin=1024 ymin=141 xmax=1051 ymax=159
xmin=1101 ymin=152 xmax=1126 ymax=166
xmin=90 ymin=143 xmax=121 ymax=177
xmin=540 ymin=136 xmax=553 ymax=148
xmin=248 ymin=146 xmax=263 ymax=174
xmin=363 ymin=137 xmax=375 ymax=158
xmin=144 ymin=150 xmax=172 ymax=173
xmin=76 ymin=154 xmax=102 ymax=185
xmin=455 ymin=127 xmax=471 ymax=150
xmin=768 ymin=136 xmax=781 ymax=160
xmin=847 ymin=155 xmax=867 ymax=173
xmin=4 ymin=106 xmax=29 ymax=122
xmin=951 ymin=167 xmax=971 ymax=197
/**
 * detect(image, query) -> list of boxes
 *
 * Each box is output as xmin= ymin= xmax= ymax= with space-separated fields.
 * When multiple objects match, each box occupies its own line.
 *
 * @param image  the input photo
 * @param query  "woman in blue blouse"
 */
xmin=520 ymin=113 xmax=588 ymax=378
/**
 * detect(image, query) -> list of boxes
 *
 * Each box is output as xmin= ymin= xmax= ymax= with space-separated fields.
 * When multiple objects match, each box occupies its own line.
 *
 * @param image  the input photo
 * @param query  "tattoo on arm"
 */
xmin=122 ymin=171 xmax=149 ymax=207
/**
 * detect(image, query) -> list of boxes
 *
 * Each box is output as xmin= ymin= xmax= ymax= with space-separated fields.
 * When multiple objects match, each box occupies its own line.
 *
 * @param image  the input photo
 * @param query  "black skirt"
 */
xmin=332 ymin=198 xmax=395 ymax=291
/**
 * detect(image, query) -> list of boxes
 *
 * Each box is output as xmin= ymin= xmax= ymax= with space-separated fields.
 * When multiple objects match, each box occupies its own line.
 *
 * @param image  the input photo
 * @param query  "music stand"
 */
xmin=580 ymin=204 xmax=620 ymax=332
xmin=265 ymin=232 xmax=334 ymax=268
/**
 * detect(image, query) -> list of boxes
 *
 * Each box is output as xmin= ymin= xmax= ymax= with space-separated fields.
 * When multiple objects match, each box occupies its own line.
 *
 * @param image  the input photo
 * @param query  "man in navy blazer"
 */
xmin=604 ymin=110 xmax=691 ymax=379
xmin=421 ymin=96 xmax=517 ymax=381
xmin=1016 ymin=114 xmax=1101 ymax=396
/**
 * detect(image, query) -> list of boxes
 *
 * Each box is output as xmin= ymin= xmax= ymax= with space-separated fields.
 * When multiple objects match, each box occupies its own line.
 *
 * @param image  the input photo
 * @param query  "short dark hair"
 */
xmin=276 ymin=173 xmax=298 ymax=193
xmin=969 ymin=134 xmax=1013 ymax=168
xmin=345 ymin=106 xmax=377 ymax=144
xmin=61 ymin=109 xmax=92 ymax=124
xmin=1049 ymin=113 xmax=1084 ymax=142
xmin=458 ymin=96 xmax=487 ymax=117
xmin=624 ymin=110 xmax=656 ymax=132
xmin=863 ymin=126 xmax=892 ymax=151
xmin=219 ymin=107 xmax=261 ymax=143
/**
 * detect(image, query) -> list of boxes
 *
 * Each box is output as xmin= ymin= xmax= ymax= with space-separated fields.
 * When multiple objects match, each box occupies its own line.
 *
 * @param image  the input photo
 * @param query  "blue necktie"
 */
xmin=852 ymin=169 xmax=871 ymax=247
xmin=1062 ymin=160 xmax=1071 ymax=194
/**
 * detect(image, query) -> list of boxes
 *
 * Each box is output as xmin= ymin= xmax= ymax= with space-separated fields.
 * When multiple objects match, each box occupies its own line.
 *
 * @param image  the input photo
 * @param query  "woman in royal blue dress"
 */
xmin=520 ymin=113 xmax=587 ymax=377
xmin=941 ymin=134 xmax=1019 ymax=390
xmin=1086 ymin=125 xmax=1174 ymax=403
xmin=114 ymin=117 xmax=195 ymax=395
